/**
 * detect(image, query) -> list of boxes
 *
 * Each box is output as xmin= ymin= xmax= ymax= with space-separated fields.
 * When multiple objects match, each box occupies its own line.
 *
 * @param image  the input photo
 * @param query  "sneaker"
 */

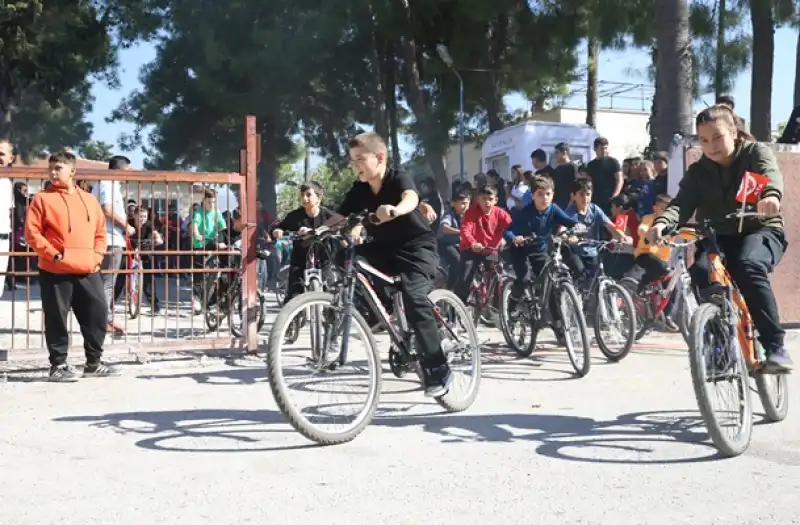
xmin=422 ymin=362 xmax=453 ymax=397
xmin=49 ymin=364 xmax=81 ymax=383
xmin=663 ymin=317 xmax=680 ymax=332
xmin=764 ymin=347 xmax=794 ymax=373
xmin=83 ymin=362 xmax=123 ymax=378
xmin=192 ymin=299 xmax=202 ymax=314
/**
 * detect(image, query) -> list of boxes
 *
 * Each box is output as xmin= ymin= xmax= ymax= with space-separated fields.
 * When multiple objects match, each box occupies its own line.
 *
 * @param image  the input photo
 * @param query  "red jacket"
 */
xmin=459 ymin=205 xmax=512 ymax=255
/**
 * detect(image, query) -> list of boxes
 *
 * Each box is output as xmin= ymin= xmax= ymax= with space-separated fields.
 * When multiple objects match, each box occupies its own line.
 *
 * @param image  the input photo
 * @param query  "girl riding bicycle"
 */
xmin=647 ymin=103 xmax=792 ymax=373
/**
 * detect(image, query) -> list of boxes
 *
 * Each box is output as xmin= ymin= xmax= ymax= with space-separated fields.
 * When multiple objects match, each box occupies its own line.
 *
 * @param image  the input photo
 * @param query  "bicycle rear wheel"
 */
xmin=428 ymin=289 xmax=481 ymax=412
xmin=557 ymin=281 xmax=591 ymax=377
xmin=229 ymin=286 xmax=267 ymax=337
xmin=267 ymin=291 xmax=382 ymax=445
xmin=753 ymin=340 xmax=789 ymax=422
xmin=688 ymin=302 xmax=753 ymax=457
xmin=498 ymin=280 xmax=536 ymax=357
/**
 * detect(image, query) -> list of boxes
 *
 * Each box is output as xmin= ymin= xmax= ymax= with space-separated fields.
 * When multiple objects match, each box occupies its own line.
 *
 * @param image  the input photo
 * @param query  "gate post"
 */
xmin=242 ymin=116 xmax=260 ymax=354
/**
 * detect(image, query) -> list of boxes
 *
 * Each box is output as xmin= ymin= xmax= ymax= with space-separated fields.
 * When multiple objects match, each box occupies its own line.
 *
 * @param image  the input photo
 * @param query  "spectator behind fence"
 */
xmin=0 ymin=140 xmax=16 ymax=293
xmin=93 ymin=155 xmax=135 ymax=334
xmin=25 ymin=150 xmax=121 ymax=382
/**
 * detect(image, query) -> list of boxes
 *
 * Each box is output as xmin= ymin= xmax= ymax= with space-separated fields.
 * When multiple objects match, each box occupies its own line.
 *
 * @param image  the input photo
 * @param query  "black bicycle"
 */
xmin=267 ymin=211 xmax=481 ymax=445
xmin=498 ymin=229 xmax=592 ymax=376
xmin=575 ymin=240 xmax=636 ymax=362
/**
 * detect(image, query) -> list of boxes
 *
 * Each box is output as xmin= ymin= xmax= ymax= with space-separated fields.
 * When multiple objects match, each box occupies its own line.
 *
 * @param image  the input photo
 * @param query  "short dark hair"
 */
xmin=452 ymin=191 xmax=470 ymax=202
xmin=49 ymin=149 xmax=76 ymax=165
xmin=203 ymin=189 xmax=217 ymax=200
xmin=716 ymin=94 xmax=735 ymax=109
xmin=486 ymin=169 xmax=501 ymax=180
xmin=610 ymin=194 xmax=630 ymax=210
xmin=108 ymin=155 xmax=131 ymax=170
xmin=653 ymin=151 xmax=669 ymax=163
xmin=299 ymin=180 xmax=324 ymax=197
xmin=476 ymin=184 xmax=498 ymax=197
xmin=530 ymin=176 xmax=554 ymax=193
xmin=554 ymin=142 xmax=570 ymax=153
xmin=655 ymin=193 xmax=673 ymax=205
xmin=571 ymin=178 xmax=593 ymax=194
xmin=593 ymin=137 xmax=609 ymax=148
xmin=531 ymin=149 xmax=547 ymax=162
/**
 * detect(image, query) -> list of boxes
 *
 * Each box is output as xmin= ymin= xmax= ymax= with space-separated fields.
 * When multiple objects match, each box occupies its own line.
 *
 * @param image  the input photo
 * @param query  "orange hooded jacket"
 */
xmin=25 ymin=185 xmax=107 ymax=274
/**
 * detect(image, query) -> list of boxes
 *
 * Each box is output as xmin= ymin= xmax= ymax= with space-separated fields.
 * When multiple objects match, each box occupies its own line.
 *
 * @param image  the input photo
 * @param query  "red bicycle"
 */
xmin=465 ymin=246 xmax=510 ymax=329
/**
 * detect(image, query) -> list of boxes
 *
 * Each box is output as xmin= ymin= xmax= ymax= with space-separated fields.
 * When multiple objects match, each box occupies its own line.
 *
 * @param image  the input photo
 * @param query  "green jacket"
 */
xmin=653 ymin=140 xmax=783 ymax=235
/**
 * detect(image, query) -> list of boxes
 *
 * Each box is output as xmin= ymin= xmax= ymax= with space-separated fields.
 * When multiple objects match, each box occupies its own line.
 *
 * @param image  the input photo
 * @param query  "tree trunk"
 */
xmin=257 ymin=120 xmax=279 ymax=220
xmin=653 ymin=0 xmax=693 ymax=150
xmin=397 ymin=0 xmax=450 ymax=200
xmin=794 ymin=27 xmax=800 ymax=108
xmin=648 ymin=45 xmax=659 ymax=152
xmin=749 ymin=0 xmax=774 ymax=141
xmin=714 ymin=0 xmax=726 ymax=99
xmin=385 ymin=42 xmax=401 ymax=169
xmin=586 ymin=36 xmax=598 ymax=127
xmin=369 ymin=24 xmax=389 ymax=138
xmin=482 ymin=19 xmax=506 ymax=132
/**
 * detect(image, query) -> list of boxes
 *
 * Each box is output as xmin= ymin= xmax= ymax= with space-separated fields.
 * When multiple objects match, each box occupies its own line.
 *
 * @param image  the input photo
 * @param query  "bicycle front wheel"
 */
xmin=593 ymin=281 xmax=635 ymax=362
xmin=688 ymin=302 xmax=753 ymax=457
xmin=267 ymin=291 xmax=382 ymax=445
xmin=557 ymin=281 xmax=591 ymax=377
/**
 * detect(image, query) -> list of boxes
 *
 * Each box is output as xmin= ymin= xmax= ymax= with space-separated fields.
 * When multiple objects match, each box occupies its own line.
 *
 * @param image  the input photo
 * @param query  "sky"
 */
xmin=86 ymin=27 xmax=799 ymax=169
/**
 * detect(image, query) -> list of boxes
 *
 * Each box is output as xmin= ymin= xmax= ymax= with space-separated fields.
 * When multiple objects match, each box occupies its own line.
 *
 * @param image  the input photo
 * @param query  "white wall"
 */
xmin=443 ymin=141 xmax=483 ymax=182
xmin=557 ymin=108 xmax=651 ymax=160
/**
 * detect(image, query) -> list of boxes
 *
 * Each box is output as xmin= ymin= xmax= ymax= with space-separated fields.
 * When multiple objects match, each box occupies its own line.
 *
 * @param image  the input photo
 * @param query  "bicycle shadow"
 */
xmin=53 ymin=408 xmax=317 ymax=453
xmin=363 ymin=407 xmax=725 ymax=465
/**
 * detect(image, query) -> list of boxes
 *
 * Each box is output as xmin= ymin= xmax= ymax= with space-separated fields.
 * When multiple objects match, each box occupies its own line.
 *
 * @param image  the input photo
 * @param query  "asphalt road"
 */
xmin=2 ymin=321 xmax=799 ymax=525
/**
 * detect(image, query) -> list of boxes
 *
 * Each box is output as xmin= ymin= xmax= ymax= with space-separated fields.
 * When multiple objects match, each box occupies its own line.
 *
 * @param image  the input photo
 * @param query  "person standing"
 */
xmin=551 ymin=142 xmax=577 ymax=209
xmin=93 ymin=155 xmax=135 ymax=333
xmin=25 ymin=150 xmax=121 ymax=381
xmin=585 ymin=137 xmax=624 ymax=216
xmin=0 ymin=141 xmax=16 ymax=293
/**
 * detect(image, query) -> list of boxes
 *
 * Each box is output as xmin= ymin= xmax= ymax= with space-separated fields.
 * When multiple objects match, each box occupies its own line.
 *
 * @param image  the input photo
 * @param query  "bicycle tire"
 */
xmin=557 ymin=281 xmax=591 ymax=377
xmin=267 ymin=291 xmax=382 ymax=445
xmin=754 ymin=367 xmax=790 ymax=423
xmin=229 ymin=288 xmax=267 ymax=338
xmin=427 ymin=288 xmax=481 ymax=412
xmin=688 ymin=302 xmax=753 ymax=457
xmin=127 ymin=274 xmax=142 ymax=320
xmin=204 ymin=282 xmax=221 ymax=332
xmin=593 ymin=281 xmax=635 ymax=362
xmin=677 ymin=292 xmax=697 ymax=346
xmin=498 ymin=279 xmax=536 ymax=357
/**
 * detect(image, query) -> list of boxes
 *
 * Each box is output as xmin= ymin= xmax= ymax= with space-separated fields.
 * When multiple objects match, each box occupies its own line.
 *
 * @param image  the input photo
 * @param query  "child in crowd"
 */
xmin=437 ymin=191 xmax=470 ymax=290
xmin=455 ymin=185 xmax=511 ymax=301
xmin=564 ymin=179 xmax=631 ymax=285
xmin=129 ymin=206 xmax=164 ymax=313
xmin=605 ymin=194 xmax=640 ymax=279
xmin=629 ymin=194 xmax=674 ymax=294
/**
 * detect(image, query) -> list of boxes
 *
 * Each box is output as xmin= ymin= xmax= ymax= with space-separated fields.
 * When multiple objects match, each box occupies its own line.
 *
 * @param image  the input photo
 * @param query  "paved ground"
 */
xmin=2 ymin=301 xmax=800 ymax=525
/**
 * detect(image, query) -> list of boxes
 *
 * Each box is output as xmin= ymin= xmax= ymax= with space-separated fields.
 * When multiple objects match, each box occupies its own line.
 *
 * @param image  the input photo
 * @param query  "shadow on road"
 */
xmin=53 ymin=404 xmax=727 ymax=464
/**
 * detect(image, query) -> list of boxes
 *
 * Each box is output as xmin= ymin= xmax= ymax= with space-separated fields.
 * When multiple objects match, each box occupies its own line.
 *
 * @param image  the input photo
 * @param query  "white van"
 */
xmin=482 ymin=121 xmax=601 ymax=177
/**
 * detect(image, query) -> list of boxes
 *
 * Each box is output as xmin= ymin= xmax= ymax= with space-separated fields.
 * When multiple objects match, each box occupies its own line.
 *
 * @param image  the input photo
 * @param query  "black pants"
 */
xmin=509 ymin=243 xmax=583 ymax=300
xmin=604 ymin=252 xmax=636 ymax=280
xmin=437 ymin=242 xmax=460 ymax=290
xmin=690 ymin=227 xmax=787 ymax=351
xmin=285 ymin=246 xmax=335 ymax=304
xmin=39 ymin=270 xmax=107 ymax=367
xmin=354 ymin=241 xmax=446 ymax=368
xmin=454 ymin=251 xmax=492 ymax=302
xmin=629 ymin=253 xmax=669 ymax=293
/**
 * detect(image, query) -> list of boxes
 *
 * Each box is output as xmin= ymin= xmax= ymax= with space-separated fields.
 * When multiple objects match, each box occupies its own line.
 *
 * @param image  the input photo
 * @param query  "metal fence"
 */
xmin=0 ymin=117 xmax=261 ymax=362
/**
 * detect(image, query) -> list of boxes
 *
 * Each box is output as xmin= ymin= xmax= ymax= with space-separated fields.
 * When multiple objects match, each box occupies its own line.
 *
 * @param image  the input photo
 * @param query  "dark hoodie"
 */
xmin=653 ymin=141 xmax=783 ymax=235
xmin=25 ymin=184 xmax=106 ymax=274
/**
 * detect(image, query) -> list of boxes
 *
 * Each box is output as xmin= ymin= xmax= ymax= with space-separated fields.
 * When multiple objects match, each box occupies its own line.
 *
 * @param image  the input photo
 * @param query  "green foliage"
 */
xmin=0 ymin=0 xmax=116 ymax=141
xmin=79 ymin=140 xmax=116 ymax=161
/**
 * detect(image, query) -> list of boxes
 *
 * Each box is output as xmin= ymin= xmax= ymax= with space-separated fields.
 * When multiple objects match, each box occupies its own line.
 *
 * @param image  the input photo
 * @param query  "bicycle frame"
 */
xmin=469 ymin=250 xmax=507 ymax=311
xmin=701 ymin=230 xmax=759 ymax=368
xmin=528 ymin=236 xmax=573 ymax=315
xmin=638 ymin=243 xmax=693 ymax=318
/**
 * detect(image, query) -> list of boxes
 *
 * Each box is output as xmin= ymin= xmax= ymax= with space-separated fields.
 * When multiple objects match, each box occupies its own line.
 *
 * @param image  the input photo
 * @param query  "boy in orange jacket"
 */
xmin=25 ymin=150 xmax=121 ymax=382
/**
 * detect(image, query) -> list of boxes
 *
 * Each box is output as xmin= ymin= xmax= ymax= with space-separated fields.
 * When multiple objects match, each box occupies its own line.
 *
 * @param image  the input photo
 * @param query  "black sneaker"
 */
xmin=764 ymin=347 xmax=793 ymax=373
xmin=422 ymin=363 xmax=453 ymax=397
xmin=83 ymin=362 xmax=123 ymax=378
xmin=49 ymin=364 xmax=81 ymax=383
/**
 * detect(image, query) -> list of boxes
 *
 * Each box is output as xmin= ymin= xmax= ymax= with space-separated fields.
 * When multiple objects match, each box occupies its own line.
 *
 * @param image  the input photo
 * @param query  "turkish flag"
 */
xmin=735 ymin=171 xmax=770 ymax=204
xmin=613 ymin=214 xmax=628 ymax=232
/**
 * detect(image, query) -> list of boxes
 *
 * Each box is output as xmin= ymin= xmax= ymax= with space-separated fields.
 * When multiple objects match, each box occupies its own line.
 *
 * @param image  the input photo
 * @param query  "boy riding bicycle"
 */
xmin=647 ymin=103 xmax=792 ymax=372
xmin=454 ymin=185 xmax=512 ymax=302
xmin=563 ymin=178 xmax=631 ymax=287
xmin=504 ymin=176 xmax=585 ymax=334
xmin=326 ymin=132 xmax=453 ymax=397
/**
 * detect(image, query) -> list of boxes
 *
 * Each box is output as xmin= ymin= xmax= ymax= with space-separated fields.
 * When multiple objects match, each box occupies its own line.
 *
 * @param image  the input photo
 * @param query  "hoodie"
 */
xmin=654 ymin=140 xmax=783 ymax=235
xmin=25 ymin=185 xmax=107 ymax=274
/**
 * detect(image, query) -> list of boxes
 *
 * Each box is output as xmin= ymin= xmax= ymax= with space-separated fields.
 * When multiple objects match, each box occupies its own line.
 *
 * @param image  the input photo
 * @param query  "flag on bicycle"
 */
xmin=735 ymin=171 xmax=769 ymax=204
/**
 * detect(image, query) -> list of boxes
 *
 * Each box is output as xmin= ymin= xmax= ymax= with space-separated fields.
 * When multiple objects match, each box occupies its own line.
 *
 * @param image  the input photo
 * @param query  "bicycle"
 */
xmin=497 ymin=229 xmax=592 ymax=376
xmin=464 ymin=245 xmax=510 ymax=328
xmin=124 ymin=236 xmax=143 ymax=319
xmin=619 ymin=233 xmax=699 ymax=343
xmin=575 ymin=240 xmax=636 ymax=362
xmin=267 ymin=211 xmax=481 ymax=445
xmin=226 ymin=239 xmax=270 ymax=337
xmin=682 ymin=211 xmax=789 ymax=457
